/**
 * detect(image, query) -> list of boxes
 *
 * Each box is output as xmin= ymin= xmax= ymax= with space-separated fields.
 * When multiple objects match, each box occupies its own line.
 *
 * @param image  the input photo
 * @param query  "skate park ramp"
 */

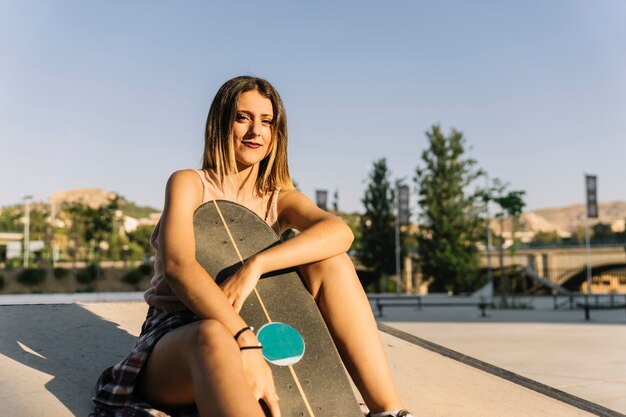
xmin=0 ymin=299 xmax=623 ymax=417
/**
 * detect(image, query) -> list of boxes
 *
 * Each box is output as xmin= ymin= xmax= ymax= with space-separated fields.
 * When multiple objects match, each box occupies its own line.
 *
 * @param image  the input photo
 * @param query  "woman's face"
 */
xmin=232 ymin=89 xmax=274 ymax=171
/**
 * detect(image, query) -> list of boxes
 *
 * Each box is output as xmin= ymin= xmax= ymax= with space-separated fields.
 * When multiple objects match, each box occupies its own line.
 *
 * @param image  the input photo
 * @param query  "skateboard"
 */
xmin=194 ymin=200 xmax=363 ymax=417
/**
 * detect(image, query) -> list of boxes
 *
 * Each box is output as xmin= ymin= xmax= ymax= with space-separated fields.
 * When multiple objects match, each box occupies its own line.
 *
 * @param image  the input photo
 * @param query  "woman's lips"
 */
xmin=243 ymin=142 xmax=261 ymax=148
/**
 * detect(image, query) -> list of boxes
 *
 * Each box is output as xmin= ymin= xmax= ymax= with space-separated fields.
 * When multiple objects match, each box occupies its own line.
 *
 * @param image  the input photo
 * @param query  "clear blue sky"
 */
xmin=1 ymin=0 xmax=625 ymax=215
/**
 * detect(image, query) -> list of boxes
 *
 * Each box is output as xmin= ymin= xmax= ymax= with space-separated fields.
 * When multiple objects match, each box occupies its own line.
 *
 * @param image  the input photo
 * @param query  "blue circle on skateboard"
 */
xmin=257 ymin=322 xmax=305 ymax=366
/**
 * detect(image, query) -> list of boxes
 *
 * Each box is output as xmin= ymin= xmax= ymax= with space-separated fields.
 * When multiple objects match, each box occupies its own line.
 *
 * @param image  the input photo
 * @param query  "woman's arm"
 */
xmin=260 ymin=189 xmax=354 ymax=268
xmin=221 ymin=189 xmax=354 ymax=311
xmin=158 ymin=170 xmax=252 ymax=334
xmin=159 ymin=170 xmax=280 ymax=415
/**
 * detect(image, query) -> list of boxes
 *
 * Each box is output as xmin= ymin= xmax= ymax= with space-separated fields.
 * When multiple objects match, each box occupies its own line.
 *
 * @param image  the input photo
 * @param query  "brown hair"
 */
xmin=202 ymin=76 xmax=294 ymax=194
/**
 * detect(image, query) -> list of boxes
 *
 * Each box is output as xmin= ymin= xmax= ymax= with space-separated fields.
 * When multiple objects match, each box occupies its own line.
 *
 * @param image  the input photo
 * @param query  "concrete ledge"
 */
xmin=0 ymin=291 xmax=145 ymax=305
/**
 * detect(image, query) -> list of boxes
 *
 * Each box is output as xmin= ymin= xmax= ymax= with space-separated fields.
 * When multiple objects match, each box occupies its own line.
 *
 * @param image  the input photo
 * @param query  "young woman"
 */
xmin=90 ymin=76 xmax=414 ymax=417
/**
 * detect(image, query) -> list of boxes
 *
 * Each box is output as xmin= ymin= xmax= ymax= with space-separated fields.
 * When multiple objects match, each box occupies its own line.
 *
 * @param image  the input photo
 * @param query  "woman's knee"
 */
xmin=193 ymin=319 xmax=237 ymax=355
xmin=299 ymin=253 xmax=357 ymax=297
xmin=137 ymin=319 xmax=240 ymax=406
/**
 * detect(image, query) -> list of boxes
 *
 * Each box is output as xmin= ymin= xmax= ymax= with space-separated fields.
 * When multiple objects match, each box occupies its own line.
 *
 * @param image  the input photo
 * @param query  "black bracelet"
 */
xmin=240 ymin=345 xmax=263 ymax=351
xmin=234 ymin=326 xmax=254 ymax=342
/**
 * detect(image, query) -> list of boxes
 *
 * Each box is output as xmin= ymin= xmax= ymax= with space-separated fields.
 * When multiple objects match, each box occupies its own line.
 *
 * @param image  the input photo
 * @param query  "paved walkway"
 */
xmin=375 ymin=295 xmax=626 ymax=415
xmin=0 ymin=295 xmax=624 ymax=416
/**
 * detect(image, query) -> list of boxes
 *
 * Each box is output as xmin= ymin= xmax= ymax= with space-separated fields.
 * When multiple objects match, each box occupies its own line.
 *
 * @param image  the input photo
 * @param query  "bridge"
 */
xmin=479 ymin=244 xmax=626 ymax=292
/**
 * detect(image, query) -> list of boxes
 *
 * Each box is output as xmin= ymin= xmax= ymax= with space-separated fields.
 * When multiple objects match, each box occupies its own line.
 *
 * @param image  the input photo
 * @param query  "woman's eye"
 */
xmin=236 ymin=114 xmax=250 ymax=122
xmin=262 ymin=119 xmax=273 ymax=125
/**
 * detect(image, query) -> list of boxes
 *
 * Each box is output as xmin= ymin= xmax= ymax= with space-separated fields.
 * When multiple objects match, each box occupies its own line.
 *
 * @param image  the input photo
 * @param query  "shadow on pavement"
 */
xmin=0 ymin=304 xmax=139 ymax=416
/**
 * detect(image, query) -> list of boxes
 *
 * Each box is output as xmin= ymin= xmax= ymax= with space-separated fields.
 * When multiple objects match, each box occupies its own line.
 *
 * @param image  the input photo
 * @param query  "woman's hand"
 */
xmin=239 ymin=336 xmax=281 ymax=417
xmin=220 ymin=257 xmax=264 ymax=313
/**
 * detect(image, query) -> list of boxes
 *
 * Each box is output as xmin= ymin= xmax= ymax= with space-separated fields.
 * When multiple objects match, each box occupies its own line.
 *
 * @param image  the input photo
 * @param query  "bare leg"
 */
xmin=136 ymin=319 xmax=265 ymax=417
xmin=299 ymin=253 xmax=403 ymax=412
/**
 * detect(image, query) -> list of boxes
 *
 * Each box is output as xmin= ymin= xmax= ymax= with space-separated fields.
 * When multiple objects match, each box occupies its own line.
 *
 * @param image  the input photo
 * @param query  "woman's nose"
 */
xmin=250 ymin=120 xmax=262 ymax=136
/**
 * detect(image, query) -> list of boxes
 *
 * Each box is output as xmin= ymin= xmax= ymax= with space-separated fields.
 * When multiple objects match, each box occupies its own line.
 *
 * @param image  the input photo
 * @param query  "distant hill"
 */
xmin=50 ymin=188 xmax=117 ymax=209
xmin=49 ymin=188 xmax=160 ymax=219
xmin=494 ymin=201 xmax=626 ymax=236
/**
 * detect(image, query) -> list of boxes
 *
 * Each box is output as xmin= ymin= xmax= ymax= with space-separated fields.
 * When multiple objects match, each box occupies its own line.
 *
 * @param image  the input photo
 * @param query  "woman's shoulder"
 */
xmin=166 ymin=169 xmax=205 ymax=187
xmin=276 ymin=189 xmax=317 ymax=213
xmin=167 ymin=168 xmax=203 ymax=181
xmin=164 ymin=169 xmax=205 ymax=200
xmin=276 ymin=188 xmax=305 ymax=203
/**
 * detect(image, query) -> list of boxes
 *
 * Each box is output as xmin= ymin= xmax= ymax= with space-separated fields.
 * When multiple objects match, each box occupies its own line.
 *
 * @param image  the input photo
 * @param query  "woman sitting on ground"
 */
xmin=90 ymin=75 xmax=414 ymax=417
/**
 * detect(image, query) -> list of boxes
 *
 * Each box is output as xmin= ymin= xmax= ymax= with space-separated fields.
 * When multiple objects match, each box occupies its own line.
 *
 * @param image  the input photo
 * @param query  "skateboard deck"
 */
xmin=194 ymin=200 xmax=363 ymax=417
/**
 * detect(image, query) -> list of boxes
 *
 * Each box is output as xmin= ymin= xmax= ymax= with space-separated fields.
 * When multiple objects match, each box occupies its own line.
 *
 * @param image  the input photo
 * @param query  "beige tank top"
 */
xmin=144 ymin=169 xmax=281 ymax=312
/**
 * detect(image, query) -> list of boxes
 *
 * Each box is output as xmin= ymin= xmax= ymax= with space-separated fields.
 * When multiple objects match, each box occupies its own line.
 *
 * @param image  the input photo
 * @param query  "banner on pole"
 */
xmin=585 ymin=174 xmax=598 ymax=219
xmin=315 ymin=189 xmax=328 ymax=211
xmin=397 ymin=185 xmax=410 ymax=226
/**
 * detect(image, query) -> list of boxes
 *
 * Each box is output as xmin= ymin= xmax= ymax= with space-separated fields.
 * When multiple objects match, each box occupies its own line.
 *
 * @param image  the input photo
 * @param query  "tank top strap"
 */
xmin=265 ymin=188 xmax=281 ymax=234
xmin=193 ymin=169 xmax=211 ymax=204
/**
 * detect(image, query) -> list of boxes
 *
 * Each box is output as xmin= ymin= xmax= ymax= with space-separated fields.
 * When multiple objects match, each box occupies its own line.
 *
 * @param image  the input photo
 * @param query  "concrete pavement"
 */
xmin=0 ymin=295 xmax=624 ymax=416
xmin=375 ymin=295 xmax=626 ymax=416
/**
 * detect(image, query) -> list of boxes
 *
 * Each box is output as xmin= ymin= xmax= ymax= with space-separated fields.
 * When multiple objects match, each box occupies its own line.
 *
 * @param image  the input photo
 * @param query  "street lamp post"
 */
xmin=396 ymin=183 xmax=410 ymax=294
xmin=485 ymin=175 xmax=493 ymax=305
xmin=584 ymin=174 xmax=598 ymax=294
xmin=23 ymin=195 xmax=33 ymax=268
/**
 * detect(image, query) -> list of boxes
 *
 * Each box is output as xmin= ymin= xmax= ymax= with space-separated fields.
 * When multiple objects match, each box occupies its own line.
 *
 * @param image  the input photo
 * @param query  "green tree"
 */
xmin=63 ymin=202 xmax=89 ymax=262
xmin=0 ymin=207 xmax=22 ymax=231
xmin=25 ymin=206 xmax=51 ymax=263
xmin=414 ymin=125 xmax=485 ymax=293
xmin=28 ymin=207 xmax=50 ymax=241
xmin=532 ymin=230 xmax=561 ymax=245
xmin=128 ymin=224 xmax=155 ymax=257
xmin=592 ymin=223 xmax=612 ymax=241
xmin=358 ymin=159 xmax=396 ymax=282
xmin=62 ymin=198 xmax=118 ymax=262
xmin=485 ymin=180 xmax=526 ymax=305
